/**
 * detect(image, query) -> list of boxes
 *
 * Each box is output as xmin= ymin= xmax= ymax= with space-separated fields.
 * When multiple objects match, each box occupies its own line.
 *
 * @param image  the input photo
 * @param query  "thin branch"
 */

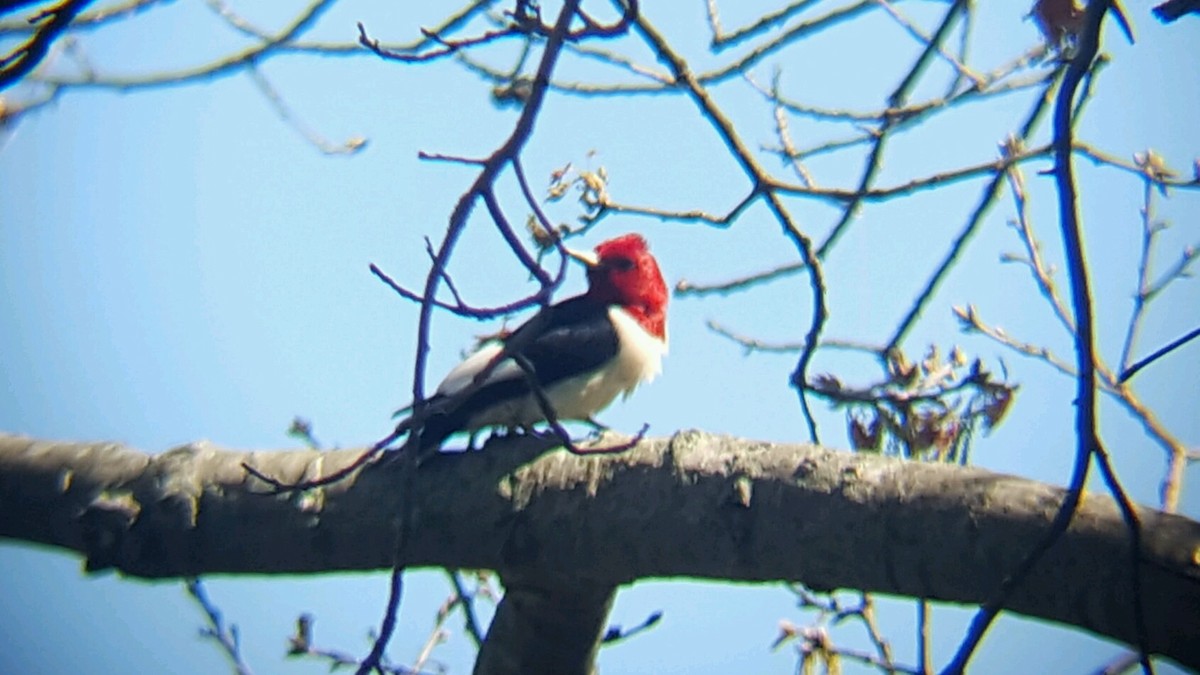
xmin=858 ymin=593 xmax=899 ymax=675
xmin=246 ymin=65 xmax=366 ymax=156
xmin=0 ymin=0 xmax=92 ymax=91
xmin=586 ymin=193 xmax=756 ymax=227
xmin=481 ymin=188 xmax=552 ymax=286
xmin=752 ymin=45 xmax=1050 ymax=128
xmin=31 ymin=0 xmax=338 ymax=91
xmin=354 ymin=566 xmax=406 ymax=675
xmin=456 ymin=0 xmax=881 ymax=96
xmin=407 ymin=0 xmax=583 ymax=410
xmin=424 ymin=238 xmax=469 ymax=310
xmin=1153 ymin=0 xmax=1200 ymax=22
xmin=772 ymin=143 xmax=1056 ymax=205
xmin=634 ymin=11 xmax=828 ymax=442
xmin=446 ymin=570 xmax=487 ymax=649
xmin=187 ymin=579 xmax=254 ymax=675
xmin=957 ymin=304 xmax=1190 ymax=511
xmin=600 ymin=611 xmax=662 ymax=645
xmin=816 ymin=0 xmax=968 ymax=259
xmin=947 ymin=0 xmax=973 ymax=97
xmin=418 ymin=150 xmax=487 ymax=166
xmin=779 ymin=589 xmax=917 ymax=675
xmin=1091 ymin=441 xmax=1153 ymax=675
xmin=204 ymin=0 xmax=273 ymax=40
xmin=1073 ymin=143 xmax=1200 ymax=189
xmin=707 ymin=319 xmax=882 ymax=355
xmin=872 ymin=0 xmax=985 ymax=89
xmin=706 ymin=0 xmax=824 ymax=50
xmin=368 ymin=260 xmax=555 ymax=321
xmin=675 ymin=259 xmax=802 ymax=298
xmin=943 ymin=3 xmax=1145 ymax=672
xmin=918 ymin=599 xmax=932 ymax=675
xmin=763 ymin=68 xmax=816 ymax=187
xmin=510 ymin=156 xmax=561 ymax=250
xmin=1143 ymin=241 xmax=1200 ymax=302
xmin=884 ymin=68 xmax=1060 ymax=351
xmin=0 ymin=0 xmax=161 ymax=34
xmin=1002 ymin=151 xmax=1079 ymax=338
xmin=1120 ymin=326 xmax=1200 ymax=383
xmin=1119 ymin=176 xmax=1159 ymax=373
xmin=358 ymin=20 xmax=524 ymax=64
xmin=564 ymin=41 xmax=671 ymax=84
xmin=240 ymin=426 xmax=403 ymax=494
xmin=569 ymin=0 xmax=638 ymax=39
xmin=800 ymin=632 xmax=922 ymax=675
xmin=703 ymin=0 xmax=878 ymax=86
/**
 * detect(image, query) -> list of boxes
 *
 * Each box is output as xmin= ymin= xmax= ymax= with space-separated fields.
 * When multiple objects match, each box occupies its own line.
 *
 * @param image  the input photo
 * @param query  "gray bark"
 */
xmin=1 ymin=430 xmax=1198 ymax=671
xmin=474 ymin=578 xmax=615 ymax=675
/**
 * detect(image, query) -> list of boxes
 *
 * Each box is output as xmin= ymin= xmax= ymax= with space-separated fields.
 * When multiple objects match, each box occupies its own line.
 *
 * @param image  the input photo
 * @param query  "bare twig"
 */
xmin=358 ymin=20 xmax=524 ymax=64
xmin=0 ymin=0 xmax=92 ymax=90
xmin=246 ymin=65 xmax=366 ymax=155
xmin=369 ymin=261 xmax=555 ymax=320
xmin=34 ymin=0 xmax=338 ymax=90
xmin=918 ymin=599 xmax=932 ymax=675
xmin=873 ymin=0 xmax=985 ymax=89
xmin=943 ymin=3 xmax=1153 ymax=672
xmin=445 ymin=570 xmax=488 ymax=649
xmin=1119 ymin=166 xmax=1166 ymax=374
xmin=707 ymin=320 xmax=882 ymax=355
xmin=286 ymin=613 xmax=426 ymax=675
xmin=1120 ymin=326 xmax=1200 ymax=383
xmin=705 ymin=0 xmax=823 ymax=50
xmin=600 ymin=610 xmax=662 ymax=645
xmin=354 ymin=549 xmax=406 ymax=675
xmin=816 ymin=0 xmax=968 ymax=259
xmin=858 ymin=593 xmax=899 ymax=674
xmin=779 ymin=587 xmax=916 ymax=675
xmin=957 ymin=304 xmax=1190 ymax=511
xmin=240 ymin=426 xmax=403 ymax=494
xmin=634 ymin=12 xmax=828 ymax=442
xmin=359 ymin=5 xmax=632 ymax=670
xmin=0 ymin=0 xmax=161 ymax=34
xmin=675 ymin=259 xmax=803 ymax=298
xmin=187 ymin=579 xmax=254 ymax=675
xmin=884 ymin=63 xmax=1062 ymax=352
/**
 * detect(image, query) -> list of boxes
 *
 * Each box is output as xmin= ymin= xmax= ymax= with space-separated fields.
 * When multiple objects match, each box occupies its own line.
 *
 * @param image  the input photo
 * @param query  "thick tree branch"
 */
xmin=475 ymin=579 xmax=615 ymax=675
xmin=1 ymin=431 xmax=1198 ymax=669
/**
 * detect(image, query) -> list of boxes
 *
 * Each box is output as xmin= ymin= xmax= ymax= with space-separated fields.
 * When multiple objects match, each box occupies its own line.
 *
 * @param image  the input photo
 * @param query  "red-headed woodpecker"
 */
xmin=408 ymin=233 xmax=668 ymax=450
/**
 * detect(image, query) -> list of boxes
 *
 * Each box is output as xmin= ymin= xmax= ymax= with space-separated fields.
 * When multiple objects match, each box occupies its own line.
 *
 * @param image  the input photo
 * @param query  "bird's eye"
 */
xmin=608 ymin=257 xmax=635 ymax=271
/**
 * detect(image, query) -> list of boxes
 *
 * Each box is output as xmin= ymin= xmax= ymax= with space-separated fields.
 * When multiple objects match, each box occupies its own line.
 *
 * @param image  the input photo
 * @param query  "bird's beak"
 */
xmin=565 ymin=247 xmax=600 ymax=268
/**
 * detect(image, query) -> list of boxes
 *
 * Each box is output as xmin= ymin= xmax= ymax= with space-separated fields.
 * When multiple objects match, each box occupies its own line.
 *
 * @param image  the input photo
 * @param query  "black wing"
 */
xmin=414 ymin=295 xmax=618 ymax=449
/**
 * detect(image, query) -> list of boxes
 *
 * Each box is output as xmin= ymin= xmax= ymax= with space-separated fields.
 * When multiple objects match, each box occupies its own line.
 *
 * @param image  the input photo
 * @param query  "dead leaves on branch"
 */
xmin=545 ymin=155 xmax=610 ymax=220
xmin=1030 ymin=0 xmax=1135 ymax=50
xmin=810 ymin=345 xmax=1016 ymax=464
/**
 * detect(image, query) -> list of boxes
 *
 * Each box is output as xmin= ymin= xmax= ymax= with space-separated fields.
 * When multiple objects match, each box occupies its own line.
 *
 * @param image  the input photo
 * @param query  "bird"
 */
xmin=402 ymin=232 xmax=668 ymax=452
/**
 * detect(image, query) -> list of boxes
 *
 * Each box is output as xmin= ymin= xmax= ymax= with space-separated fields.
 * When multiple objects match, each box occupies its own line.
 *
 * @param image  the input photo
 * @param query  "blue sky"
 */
xmin=1 ymin=1 xmax=1197 ymax=673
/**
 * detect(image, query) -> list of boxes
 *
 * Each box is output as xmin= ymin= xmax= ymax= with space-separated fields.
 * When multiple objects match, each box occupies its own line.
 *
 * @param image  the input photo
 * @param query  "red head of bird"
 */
xmin=568 ymin=233 xmax=668 ymax=341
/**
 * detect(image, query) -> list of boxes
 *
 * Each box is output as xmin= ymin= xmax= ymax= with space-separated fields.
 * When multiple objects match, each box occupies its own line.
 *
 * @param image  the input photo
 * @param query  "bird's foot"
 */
xmin=584 ymin=416 xmax=610 ymax=438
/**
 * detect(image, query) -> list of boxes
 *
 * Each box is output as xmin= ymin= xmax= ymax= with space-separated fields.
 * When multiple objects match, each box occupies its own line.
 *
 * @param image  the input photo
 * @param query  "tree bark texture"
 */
xmin=474 ymin=578 xmax=615 ymax=675
xmin=1 ymin=430 xmax=1198 ymax=669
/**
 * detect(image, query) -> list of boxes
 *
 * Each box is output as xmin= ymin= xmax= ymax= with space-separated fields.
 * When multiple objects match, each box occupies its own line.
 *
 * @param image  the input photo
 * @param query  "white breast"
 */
xmin=440 ymin=306 xmax=666 ymax=432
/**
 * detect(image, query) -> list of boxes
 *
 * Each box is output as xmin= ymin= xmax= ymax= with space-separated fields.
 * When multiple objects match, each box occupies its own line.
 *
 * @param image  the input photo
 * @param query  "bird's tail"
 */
xmin=392 ymin=395 xmax=466 ymax=452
